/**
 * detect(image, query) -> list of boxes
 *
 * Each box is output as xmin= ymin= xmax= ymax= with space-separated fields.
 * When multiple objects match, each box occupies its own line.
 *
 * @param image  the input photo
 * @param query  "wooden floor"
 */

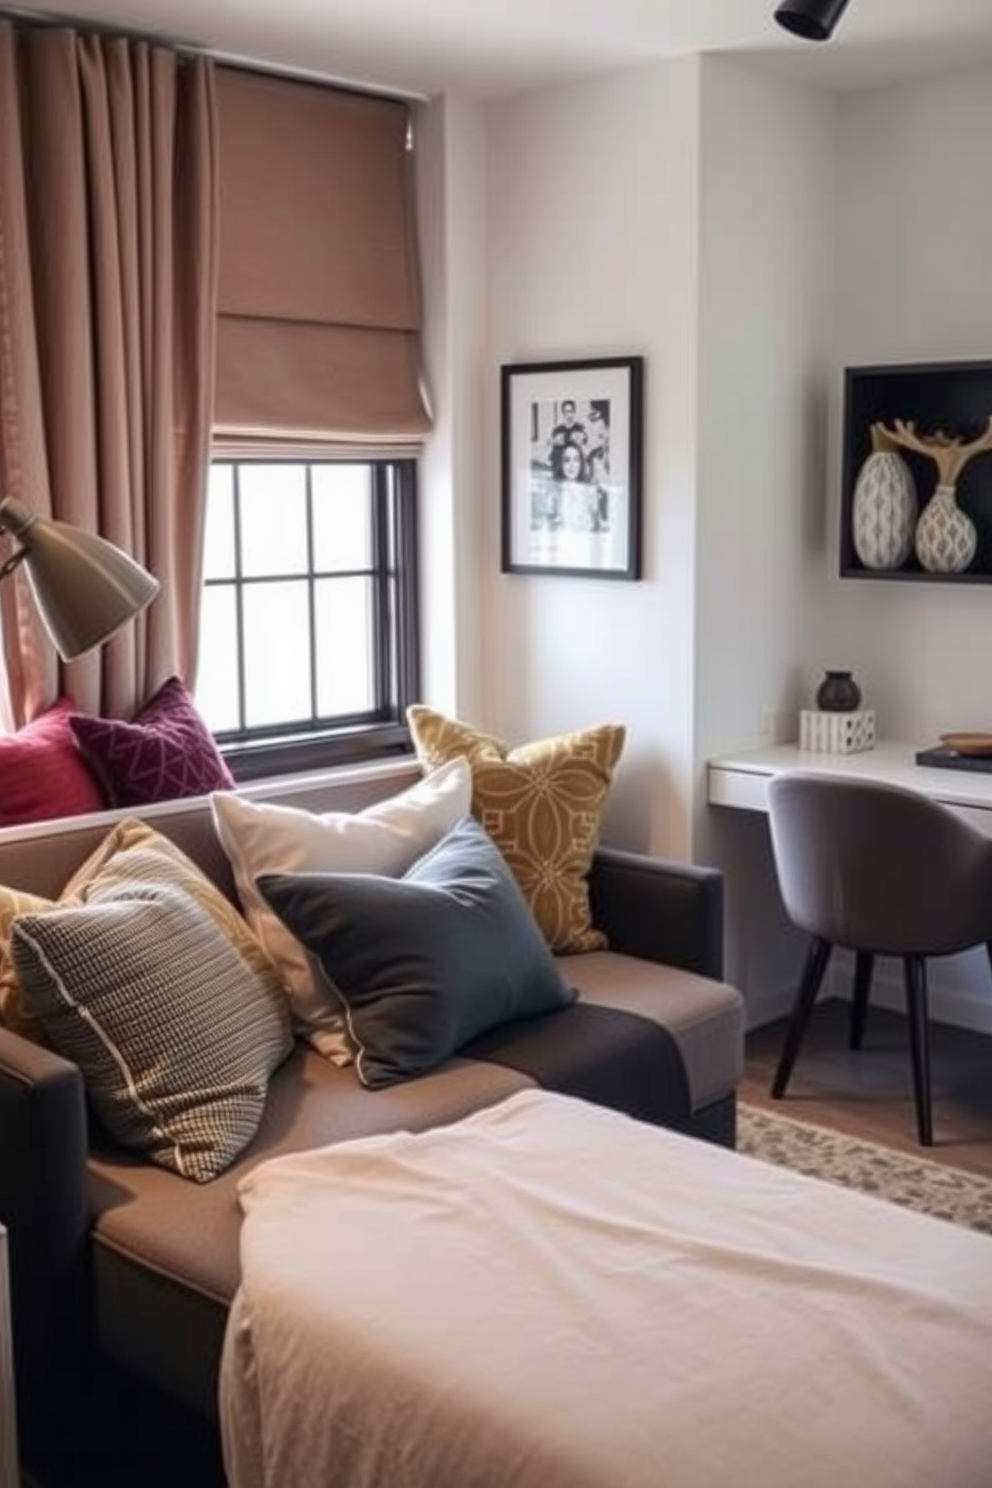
xmin=741 ymin=997 xmax=992 ymax=1178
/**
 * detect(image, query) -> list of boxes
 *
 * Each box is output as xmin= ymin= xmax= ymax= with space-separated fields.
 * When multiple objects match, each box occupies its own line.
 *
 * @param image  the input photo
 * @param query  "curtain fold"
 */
xmin=0 ymin=22 xmax=218 ymax=725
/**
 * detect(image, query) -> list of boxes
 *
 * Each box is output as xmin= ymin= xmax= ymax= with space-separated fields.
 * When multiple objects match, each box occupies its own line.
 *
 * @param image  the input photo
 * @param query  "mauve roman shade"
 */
xmin=214 ymin=66 xmax=431 ymax=452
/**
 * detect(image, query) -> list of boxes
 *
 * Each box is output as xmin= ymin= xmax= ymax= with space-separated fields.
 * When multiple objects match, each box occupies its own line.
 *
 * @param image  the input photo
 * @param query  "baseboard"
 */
xmin=743 ymin=980 xmax=796 ymax=1031
xmin=857 ymin=967 xmax=992 ymax=1037
xmin=743 ymin=960 xmax=992 ymax=1037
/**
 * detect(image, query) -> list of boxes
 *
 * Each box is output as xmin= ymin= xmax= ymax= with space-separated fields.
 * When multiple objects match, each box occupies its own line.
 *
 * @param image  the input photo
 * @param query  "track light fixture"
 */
xmin=773 ymin=0 xmax=851 ymax=42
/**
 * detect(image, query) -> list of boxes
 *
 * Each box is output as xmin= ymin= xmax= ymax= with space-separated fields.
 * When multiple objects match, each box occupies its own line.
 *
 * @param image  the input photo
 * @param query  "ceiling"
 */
xmin=17 ymin=0 xmax=992 ymax=100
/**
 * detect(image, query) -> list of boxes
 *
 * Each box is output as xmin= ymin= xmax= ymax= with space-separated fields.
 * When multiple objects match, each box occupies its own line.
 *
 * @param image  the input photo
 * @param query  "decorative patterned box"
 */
xmin=799 ymin=709 xmax=876 ymax=754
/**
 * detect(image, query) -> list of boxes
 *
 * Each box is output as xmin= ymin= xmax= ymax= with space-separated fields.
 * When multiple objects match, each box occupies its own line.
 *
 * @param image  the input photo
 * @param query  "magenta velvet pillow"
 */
xmin=0 ymin=697 xmax=106 ymax=826
xmin=69 ymin=676 xmax=235 ymax=807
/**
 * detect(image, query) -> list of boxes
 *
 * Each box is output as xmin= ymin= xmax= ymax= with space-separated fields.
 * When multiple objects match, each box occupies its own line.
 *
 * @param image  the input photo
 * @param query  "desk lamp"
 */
xmin=0 ymin=497 xmax=159 ymax=660
xmin=774 ymin=0 xmax=851 ymax=41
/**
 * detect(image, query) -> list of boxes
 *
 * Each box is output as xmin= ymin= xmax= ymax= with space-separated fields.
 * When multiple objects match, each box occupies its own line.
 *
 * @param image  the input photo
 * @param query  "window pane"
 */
xmin=312 ymin=465 xmax=372 ymax=572
xmin=242 ymin=581 xmax=313 ymax=728
xmin=197 ymin=456 xmax=416 ymax=761
xmin=239 ymin=465 xmax=309 ymax=577
xmin=195 ymin=587 xmax=241 ymax=731
xmin=315 ymin=577 xmax=374 ymax=714
xmin=204 ymin=465 xmax=236 ymax=579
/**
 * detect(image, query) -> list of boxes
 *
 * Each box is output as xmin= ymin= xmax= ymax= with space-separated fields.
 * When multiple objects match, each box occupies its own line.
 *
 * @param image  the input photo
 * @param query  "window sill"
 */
xmin=220 ymin=723 xmax=414 ymax=784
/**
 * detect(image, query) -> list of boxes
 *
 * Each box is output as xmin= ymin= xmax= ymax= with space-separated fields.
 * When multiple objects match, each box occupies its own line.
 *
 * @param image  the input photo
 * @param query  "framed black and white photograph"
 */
xmin=500 ymin=355 xmax=643 ymax=579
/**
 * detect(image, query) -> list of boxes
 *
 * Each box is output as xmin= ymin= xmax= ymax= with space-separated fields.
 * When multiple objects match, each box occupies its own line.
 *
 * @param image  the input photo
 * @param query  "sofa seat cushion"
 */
xmin=88 ymin=963 xmax=744 ymax=1303
xmin=566 ymin=951 xmax=745 ymax=1113
xmin=87 ymin=1045 xmax=530 ymax=1415
xmin=84 ymin=957 xmax=743 ymax=1419
xmin=88 ymin=1045 xmax=530 ymax=1306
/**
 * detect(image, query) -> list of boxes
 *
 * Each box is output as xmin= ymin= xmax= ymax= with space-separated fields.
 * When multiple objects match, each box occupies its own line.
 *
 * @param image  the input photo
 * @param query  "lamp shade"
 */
xmin=774 ymin=0 xmax=851 ymax=41
xmin=0 ymin=498 xmax=160 ymax=661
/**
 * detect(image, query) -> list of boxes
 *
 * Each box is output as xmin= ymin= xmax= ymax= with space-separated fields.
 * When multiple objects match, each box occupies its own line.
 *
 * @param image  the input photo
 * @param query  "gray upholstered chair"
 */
xmin=767 ymin=771 xmax=992 ymax=1145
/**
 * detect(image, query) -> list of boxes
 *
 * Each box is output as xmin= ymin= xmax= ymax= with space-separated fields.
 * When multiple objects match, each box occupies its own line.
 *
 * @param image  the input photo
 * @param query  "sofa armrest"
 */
xmin=0 ymin=1029 xmax=89 ymax=1396
xmin=589 ymin=847 xmax=724 ymax=980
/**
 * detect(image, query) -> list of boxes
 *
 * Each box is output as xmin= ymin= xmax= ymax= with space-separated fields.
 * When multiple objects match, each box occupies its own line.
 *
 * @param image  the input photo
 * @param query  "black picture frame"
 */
xmin=500 ymin=356 xmax=643 ymax=579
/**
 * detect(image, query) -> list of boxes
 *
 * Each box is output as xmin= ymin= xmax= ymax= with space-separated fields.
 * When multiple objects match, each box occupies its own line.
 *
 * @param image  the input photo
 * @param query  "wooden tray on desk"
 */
xmin=939 ymin=731 xmax=992 ymax=756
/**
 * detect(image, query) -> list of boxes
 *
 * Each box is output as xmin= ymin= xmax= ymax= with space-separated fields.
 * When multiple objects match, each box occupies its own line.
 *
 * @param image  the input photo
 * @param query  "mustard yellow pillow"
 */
xmin=0 ymin=886 xmax=62 ymax=1043
xmin=406 ymin=706 xmax=625 ymax=953
xmin=0 ymin=817 xmax=287 ymax=1045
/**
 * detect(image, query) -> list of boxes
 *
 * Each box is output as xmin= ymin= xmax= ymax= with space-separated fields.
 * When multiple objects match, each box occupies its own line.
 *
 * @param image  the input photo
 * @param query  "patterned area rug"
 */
xmin=737 ymin=1103 xmax=992 ymax=1235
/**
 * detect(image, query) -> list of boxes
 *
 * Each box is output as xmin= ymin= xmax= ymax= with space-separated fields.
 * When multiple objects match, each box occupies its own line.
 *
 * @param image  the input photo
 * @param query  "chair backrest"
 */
xmin=767 ymin=771 xmax=992 ymax=956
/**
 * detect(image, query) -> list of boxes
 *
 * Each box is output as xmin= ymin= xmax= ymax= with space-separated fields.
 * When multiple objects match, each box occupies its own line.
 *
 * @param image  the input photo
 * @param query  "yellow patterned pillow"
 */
xmin=406 ymin=707 xmax=625 ymax=953
xmin=0 ymin=817 xmax=287 ymax=1044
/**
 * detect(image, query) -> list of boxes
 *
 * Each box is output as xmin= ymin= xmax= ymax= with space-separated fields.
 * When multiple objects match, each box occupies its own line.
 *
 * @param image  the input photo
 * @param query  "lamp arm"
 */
xmin=0 ymin=547 xmax=28 ymax=583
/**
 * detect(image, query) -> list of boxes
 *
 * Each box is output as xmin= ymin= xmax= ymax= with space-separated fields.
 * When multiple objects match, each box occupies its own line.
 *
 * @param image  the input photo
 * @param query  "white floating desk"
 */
xmin=707 ymin=741 xmax=992 ymax=835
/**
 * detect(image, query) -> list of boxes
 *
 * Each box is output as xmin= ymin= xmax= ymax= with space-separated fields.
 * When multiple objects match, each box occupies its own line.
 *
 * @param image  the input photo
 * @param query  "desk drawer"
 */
xmin=707 ymin=766 xmax=771 ymax=813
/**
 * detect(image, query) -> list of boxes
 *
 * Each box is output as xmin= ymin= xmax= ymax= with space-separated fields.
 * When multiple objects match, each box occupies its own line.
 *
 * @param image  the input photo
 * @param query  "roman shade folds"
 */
xmin=214 ymin=67 xmax=431 ymax=453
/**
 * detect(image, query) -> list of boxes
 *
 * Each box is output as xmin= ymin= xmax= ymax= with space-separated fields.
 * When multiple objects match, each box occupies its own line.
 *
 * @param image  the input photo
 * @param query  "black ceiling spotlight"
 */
xmin=773 ymin=0 xmax=851 ymax=41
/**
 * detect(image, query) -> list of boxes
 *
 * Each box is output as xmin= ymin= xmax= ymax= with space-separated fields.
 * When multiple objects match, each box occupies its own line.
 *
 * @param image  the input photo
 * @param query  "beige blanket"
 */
xmin=220 ymin=1090 xmax=992 ymax=1488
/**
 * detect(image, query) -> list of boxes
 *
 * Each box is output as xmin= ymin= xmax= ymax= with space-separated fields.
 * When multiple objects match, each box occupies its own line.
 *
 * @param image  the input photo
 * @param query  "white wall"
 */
xmin=813 ymin=62 xmax=992 ymax=1034
xmin=416 ymin=95 xmax=489 ymax=722
xmin=483 ymin=60 xmax=703 ymax=857
xmin=419 ymin=53 xmax=992 ymax=1035
xmin=693 ymin=59 xmax=837 ymax=1021
xmin=474 ymin=56 xmax=837 ymax=1019
xmin=699 ymin=59 xmax=992 ymax=1033
xmin=694 ymin=59 xmax=836 ymax=767
xmin=820 ymin=63 xmax=992 ymax=743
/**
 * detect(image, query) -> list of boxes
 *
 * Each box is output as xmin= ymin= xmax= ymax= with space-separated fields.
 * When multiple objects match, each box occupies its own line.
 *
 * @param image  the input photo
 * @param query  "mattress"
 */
xmin=220 ymin=1089 xmax=992 ymax=1488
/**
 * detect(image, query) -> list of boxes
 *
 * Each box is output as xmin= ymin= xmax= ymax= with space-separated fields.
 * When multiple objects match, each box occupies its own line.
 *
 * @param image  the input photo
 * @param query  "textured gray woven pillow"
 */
xmin=11 ymin=883 xmax=293 ymax=1182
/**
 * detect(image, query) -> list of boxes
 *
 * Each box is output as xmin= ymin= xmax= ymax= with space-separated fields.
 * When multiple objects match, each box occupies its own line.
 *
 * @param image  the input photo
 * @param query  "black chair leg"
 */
xmin=772 ymin=936 xmax=832 ymax=1099
xmin=903 ymin=955 xmax=934 ymax=1146
xmin=849 ymin=951 xmax=874 ymax=1050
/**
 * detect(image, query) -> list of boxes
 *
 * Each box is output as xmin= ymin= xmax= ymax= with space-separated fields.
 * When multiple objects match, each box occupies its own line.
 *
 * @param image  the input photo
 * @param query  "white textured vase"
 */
xmin=851 ymin=450 xmax=917 ymax=570
xmin=914 ymin=484 xmax=977 ymax=574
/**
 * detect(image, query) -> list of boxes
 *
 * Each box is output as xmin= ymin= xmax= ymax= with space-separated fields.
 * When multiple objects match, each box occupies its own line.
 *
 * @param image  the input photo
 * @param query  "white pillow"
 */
xmin=210 ymin=760 xmax=472 ymax=1061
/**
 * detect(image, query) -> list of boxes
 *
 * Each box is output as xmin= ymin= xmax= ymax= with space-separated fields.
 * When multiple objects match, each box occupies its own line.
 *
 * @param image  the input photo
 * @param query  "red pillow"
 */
xmin=69 ymin=675 xmax=235 ymax=807
xmin=0 ymin=698 xmax=106 ymax=826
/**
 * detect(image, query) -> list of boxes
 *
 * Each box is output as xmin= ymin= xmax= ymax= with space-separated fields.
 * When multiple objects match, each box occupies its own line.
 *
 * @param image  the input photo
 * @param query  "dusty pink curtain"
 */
xmin=0 ymin=23 xmax=218 ymax=725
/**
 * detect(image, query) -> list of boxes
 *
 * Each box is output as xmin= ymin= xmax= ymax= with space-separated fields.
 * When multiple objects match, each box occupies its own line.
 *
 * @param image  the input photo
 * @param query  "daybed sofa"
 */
xmin=0 ymin=762 xmax=744 ymax=1479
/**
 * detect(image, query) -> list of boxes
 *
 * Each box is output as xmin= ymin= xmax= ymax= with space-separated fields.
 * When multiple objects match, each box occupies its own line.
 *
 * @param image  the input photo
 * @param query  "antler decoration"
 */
xmin=878 ymin=414 xmax=992 ymax=488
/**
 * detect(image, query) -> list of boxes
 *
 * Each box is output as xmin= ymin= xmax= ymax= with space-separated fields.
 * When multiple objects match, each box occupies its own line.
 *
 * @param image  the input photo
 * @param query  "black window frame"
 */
xmin=201 ymin=456 xmax=420 ymax=782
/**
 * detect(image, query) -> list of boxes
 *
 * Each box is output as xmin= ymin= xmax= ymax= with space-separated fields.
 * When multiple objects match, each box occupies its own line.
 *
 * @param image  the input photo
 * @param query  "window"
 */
xmin=195 ymin=458 xmax=419 ymax=780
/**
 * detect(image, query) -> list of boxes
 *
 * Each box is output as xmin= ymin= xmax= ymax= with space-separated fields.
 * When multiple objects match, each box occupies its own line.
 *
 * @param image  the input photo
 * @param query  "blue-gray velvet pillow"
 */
xmin=257 ymin=814 xmax=576 ymax=1089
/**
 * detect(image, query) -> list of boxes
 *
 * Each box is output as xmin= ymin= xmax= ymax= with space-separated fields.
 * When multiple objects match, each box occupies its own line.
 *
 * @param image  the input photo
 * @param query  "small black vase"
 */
xmin=816 ymin=670 xmax=861 ymax=712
